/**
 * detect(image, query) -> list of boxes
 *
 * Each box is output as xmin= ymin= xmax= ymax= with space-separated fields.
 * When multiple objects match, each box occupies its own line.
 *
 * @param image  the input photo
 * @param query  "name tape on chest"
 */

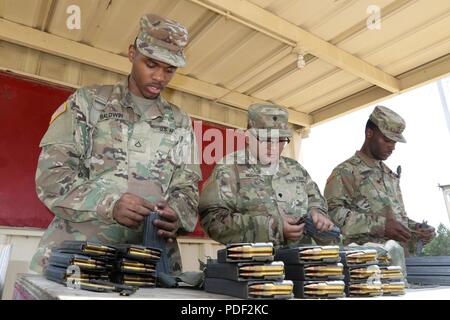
xmin=100 ymin=112 xmax=124 ymax=120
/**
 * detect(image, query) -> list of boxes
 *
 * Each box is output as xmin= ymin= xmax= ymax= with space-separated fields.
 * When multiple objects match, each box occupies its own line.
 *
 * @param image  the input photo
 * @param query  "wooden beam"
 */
xmin=311 ymin=86 xmax=391 ymax=125
xmin=169 ymin=74 xmax=229 ymax=101
xmin=311 ymin=53 xmax=450 ymax=125
xmin=398 ymin=53 xmax=450 ymax=90
xmin=189 ymin=0 xmax=401 ymax=93
xmin=0 ymin=18 xmax=130 ymax=73
xmin=0 ymin=67 xmax=248 ymax=129
xmin=0 ymin=18 xmax=312 ymax=126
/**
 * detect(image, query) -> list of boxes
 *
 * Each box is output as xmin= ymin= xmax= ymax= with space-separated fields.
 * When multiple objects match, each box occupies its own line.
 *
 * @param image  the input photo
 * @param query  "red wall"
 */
xmin=0 ymin=71 xmax=241 ymax=237
xmin=0 ymin=72 xmax=73 ymax=228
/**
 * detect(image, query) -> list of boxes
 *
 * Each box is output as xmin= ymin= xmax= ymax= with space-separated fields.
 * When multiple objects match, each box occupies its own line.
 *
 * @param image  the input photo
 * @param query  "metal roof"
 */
xmin=1 ymin=0 xmax=450 ymax=128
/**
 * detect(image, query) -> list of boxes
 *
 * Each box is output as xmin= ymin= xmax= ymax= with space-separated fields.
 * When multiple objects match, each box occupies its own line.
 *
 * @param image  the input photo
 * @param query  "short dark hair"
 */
xmin=366 ymin=119 xmax=377 ymax=130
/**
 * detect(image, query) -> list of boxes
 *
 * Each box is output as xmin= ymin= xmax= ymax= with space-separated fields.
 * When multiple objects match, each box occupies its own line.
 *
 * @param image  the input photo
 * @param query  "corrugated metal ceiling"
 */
xmin=1 ymin=0 xmax=449 ymax=127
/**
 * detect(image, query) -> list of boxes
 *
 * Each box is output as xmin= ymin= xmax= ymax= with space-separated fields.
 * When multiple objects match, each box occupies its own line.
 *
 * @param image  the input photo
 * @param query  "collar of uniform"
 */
xmin=276 ymin=158 xmax=290 ymax=177
xmin=153 ymin=95 xmax=169 ymax=120
xmin=112 ymin=77 xmax=134 ymax=110
xmin=135 ymin=97 xmax=164 ymax=121
xmin=118 ymin=76 xmax=165 ymax=120
xmin=233 ymin=149 xmax=248 ymax=165
xmin=244 ymin=147 xmax=288 ymax=176
xmin=355 ymin=150 xmax=383 ymax=169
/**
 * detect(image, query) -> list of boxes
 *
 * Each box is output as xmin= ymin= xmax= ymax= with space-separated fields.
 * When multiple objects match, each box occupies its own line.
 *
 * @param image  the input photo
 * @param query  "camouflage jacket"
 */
xmin=30 ymin=78 xmax=201 ymax=273
xmin=324 ymin=151 xmax=417 ymax=245
xmin=199 ymin=149 xmax=330 ymax=247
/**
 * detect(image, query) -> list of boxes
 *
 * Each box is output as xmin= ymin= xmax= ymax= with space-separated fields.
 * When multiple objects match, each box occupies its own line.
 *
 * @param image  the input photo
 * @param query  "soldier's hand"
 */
xmin=415 ymin=224 xmax=435 ymax=243
xmin=310 ymin=208 xmax=335 ymax=232
xmin=384 ymin=213 xmax=411 ymax=242
xmin=153 ymin=200 xmax=179 ymax=243
xmin=113 ymin=193 xmax=154 ymax=228
xmin=282 ymin=215 xmax=305 ymax=241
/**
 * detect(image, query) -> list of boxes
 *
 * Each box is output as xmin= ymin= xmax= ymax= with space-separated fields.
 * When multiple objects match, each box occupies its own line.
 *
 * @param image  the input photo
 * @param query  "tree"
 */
xmin=422 ymin=223 xmax=450 ymax=256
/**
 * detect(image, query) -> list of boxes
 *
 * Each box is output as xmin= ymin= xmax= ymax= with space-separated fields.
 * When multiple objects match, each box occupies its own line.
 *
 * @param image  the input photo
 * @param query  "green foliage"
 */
xmin=423 ymin=223 xmax=450 ymax=256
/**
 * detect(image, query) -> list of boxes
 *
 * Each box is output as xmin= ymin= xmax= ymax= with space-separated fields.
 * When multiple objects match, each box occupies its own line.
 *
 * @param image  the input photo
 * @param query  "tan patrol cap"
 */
xmin=247 ymin=103 xmax=292 ymax=139
xmin=369 ymin=105 xmax=406 ymax=143
xmin=136 ymin=14 xmax=188 ymax=67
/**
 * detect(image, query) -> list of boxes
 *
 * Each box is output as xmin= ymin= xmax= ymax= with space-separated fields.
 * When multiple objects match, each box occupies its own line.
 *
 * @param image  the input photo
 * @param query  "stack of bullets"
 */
xmin=376 ymin=250 xmax=406 ymax=296
xmin=204 ymin=243 xmax=294 ymax=299
xmin=111 ymin=244 xmax=161 ymax=288
xmin=44 ymin=241 xmax=117 ymax=292
xmin=340 ymin=248 xmax=384 ymax=297
xmin=43 ymin=241 xmax=161 ymax=294
xmin=379 ymin=265 xmax=406 ymax=296
xmin=340 ymin=247 xmax=406 ymax=297
xmin=275 ymin=245 xmax=345 ymax=299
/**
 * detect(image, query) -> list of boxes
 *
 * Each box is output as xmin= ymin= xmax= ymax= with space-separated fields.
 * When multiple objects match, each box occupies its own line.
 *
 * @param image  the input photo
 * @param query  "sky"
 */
xmin=301 ymin=75 xmax=450 ymax=228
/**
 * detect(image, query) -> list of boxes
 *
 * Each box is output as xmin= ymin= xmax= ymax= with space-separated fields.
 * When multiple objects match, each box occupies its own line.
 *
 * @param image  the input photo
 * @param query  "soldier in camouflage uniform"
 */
xmin=30 ymin=14 xmax=201 ymax=274
xmin=324 ymin=106 xmax=435 ymax=272
xmin=199 ymin=104 xmax=336 ymax=247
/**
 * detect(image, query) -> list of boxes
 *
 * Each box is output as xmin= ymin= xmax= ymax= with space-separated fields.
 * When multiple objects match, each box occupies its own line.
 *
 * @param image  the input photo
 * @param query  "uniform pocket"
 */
xmin=273 ymin=176 xmax=308 ymax=217
xmin=153 ymin=155 xmax=176 ymax=194
xmin=90 ymin=119 xmax=128 ymax=177
xmin=237 ymin=177 xmax=269 ymax=216
xmin=146 ymin=126 xmax=179 ymax=194
xmin=357 ymin=170 xmax=387 ymax=214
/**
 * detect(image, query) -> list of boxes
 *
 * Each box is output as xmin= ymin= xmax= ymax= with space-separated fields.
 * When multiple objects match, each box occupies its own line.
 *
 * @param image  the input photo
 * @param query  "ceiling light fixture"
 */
xmin=297 ymin=53 xmax=306 ymax=69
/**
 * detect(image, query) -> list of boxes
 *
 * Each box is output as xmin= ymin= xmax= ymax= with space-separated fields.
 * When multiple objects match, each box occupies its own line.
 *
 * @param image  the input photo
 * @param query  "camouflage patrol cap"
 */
xmin=369 ymin=105 xmax=406 ymax=143
xmin=136 ymin=14 xmax=188 ymax=68
xmin=247 ymin=103 xmax=292 ymax=138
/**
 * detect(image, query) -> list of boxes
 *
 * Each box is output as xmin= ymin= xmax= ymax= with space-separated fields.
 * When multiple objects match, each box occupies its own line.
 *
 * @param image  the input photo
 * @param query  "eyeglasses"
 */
xmin=256 ymin=137 xmax=291 ymax=145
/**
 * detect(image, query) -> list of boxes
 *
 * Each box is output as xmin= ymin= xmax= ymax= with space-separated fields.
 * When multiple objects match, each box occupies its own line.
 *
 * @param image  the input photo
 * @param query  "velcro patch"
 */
xmin=50 ymin=102 xmax=67 ymax=124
